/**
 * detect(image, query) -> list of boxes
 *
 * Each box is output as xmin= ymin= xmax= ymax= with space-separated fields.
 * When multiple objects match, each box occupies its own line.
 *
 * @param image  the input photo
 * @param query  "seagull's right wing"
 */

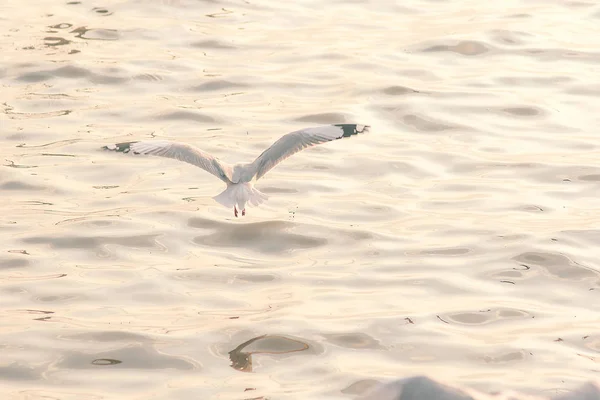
xmin=247 ymin=124 xmax=370 ymax=181
xmin=102 ymin=140 xmax=233 ymax=183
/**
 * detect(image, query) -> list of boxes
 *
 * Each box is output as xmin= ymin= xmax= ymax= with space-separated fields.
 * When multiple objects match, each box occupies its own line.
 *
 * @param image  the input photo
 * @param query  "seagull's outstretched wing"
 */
xmin=102 ymin=140 xmax=233 ymax=183
xmin=246 ymin=124 xmax=370 ymax=181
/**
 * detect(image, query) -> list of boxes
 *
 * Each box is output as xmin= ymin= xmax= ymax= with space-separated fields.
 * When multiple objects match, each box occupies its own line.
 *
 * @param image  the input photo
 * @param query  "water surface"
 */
xmin=2 ymin=0 xmax=600 ymax=398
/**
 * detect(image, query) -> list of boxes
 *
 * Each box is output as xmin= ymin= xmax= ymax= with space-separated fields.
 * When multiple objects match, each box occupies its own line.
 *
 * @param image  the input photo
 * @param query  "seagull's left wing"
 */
xmin=102 ymin=140 xmax=233 ymax=183
xmin=246 ymin=124 xmax=370 ymax=181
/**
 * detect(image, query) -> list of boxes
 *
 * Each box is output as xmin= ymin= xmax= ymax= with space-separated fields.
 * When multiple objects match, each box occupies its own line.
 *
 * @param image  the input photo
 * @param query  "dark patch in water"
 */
xmin=294 ymin=112 xmax=349 ymax=124
xmin=157 ymin=110 xmax=219 ymax=123
xmin=382 ymin=86 xmax=419 ymax=95
xmin=189 ymin=219 xmax=327 ymax=253
xmin=191 ymin=39 xmax=236 ymax=49
xmin=421 ymin=40 xmax=491 ymax=56
xmin=190 ymin=80 xmax=247 ymax=91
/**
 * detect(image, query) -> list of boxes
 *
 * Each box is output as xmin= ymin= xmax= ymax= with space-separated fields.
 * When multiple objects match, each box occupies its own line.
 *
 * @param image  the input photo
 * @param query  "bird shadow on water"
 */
xmin=188 ymin=217 xmax=327 ymax=254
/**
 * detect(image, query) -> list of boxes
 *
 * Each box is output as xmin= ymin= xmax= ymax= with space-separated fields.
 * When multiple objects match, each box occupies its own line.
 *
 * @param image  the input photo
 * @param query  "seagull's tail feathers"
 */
xmin=247 ymin=186 xmax=269 ymax=207
xmin=212 ymin=186 xmax=237 ymax=209
xmin=212 ymin=183 xmax=269 ymax=209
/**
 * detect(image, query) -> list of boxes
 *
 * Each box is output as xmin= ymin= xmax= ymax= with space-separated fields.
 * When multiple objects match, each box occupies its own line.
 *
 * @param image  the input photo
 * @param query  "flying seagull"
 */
xmin=102 ymin=123 xmax=370 ymax=217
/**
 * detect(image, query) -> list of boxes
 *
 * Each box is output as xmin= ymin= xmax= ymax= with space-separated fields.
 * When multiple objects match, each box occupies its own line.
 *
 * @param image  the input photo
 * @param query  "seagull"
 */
xmin=102 ymin=124 xmax=370 ymax=217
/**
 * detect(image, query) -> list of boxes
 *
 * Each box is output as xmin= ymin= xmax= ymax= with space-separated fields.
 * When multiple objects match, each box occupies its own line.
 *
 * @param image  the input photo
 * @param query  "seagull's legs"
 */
xmin=242 ymin=209 xmax=246 ymax=216
xmin=234 ymin=206 xmax=238 ymax=218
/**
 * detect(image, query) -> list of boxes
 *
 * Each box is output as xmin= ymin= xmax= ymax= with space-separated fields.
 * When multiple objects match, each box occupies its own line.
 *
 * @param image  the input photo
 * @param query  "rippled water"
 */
xmin=2 ymin=0 xmax=600 ymax=398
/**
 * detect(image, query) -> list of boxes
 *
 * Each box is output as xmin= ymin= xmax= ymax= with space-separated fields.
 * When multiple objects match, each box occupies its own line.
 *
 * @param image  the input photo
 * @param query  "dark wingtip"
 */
xmin=102 ymin=141 xmax=138 ymax=153
xmin=334 ymin=124 xmax=370 ymax=138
